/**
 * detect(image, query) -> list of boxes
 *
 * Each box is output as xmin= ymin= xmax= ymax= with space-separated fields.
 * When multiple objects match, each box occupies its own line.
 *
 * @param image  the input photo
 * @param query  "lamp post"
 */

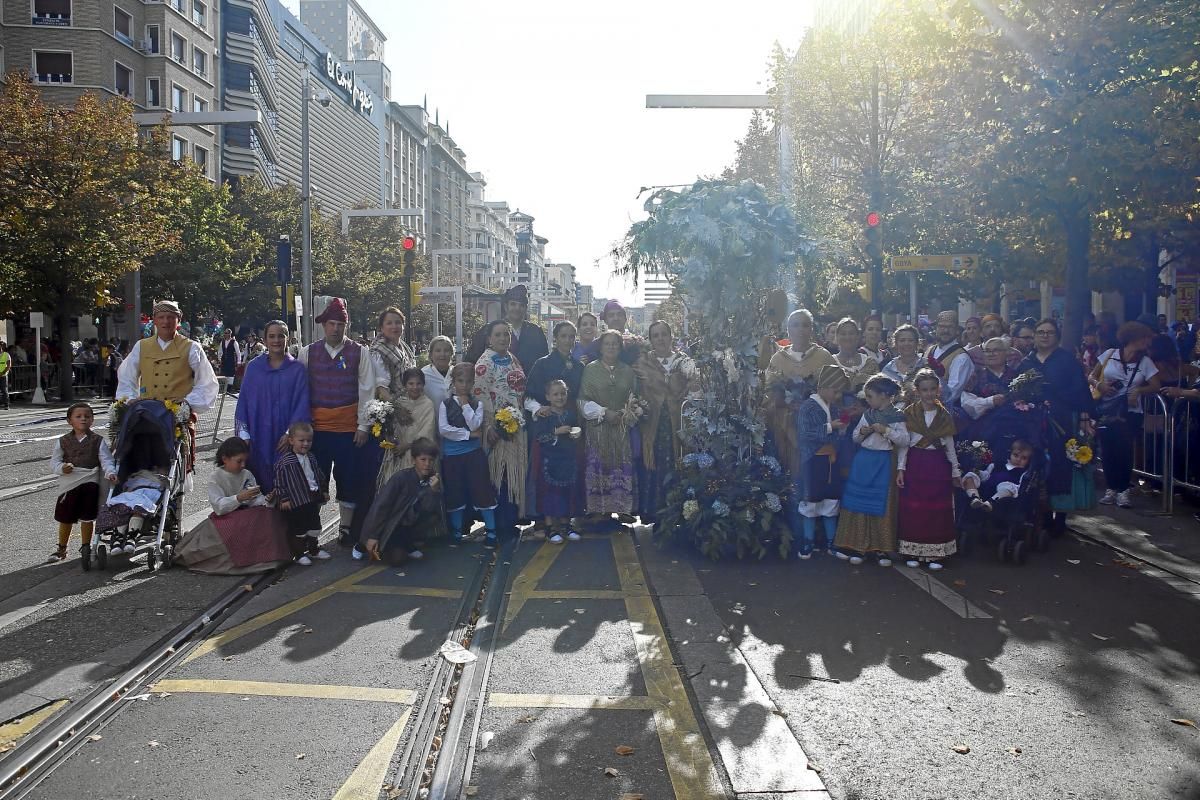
xmin=300 ymin=67 xmax=332 ymax=345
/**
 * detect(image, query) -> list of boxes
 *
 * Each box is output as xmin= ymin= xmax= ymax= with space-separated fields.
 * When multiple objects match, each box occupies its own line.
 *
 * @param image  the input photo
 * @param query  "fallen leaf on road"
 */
xmin=1170 ymin=719 xmax=1197 ymax=728
xmin=1007 ymin=746 xmax=1022 ymax=755
xmin=604 ymin=767 xmax=620 ymax=777
xmin=951 ymin=744 xmax=971 ymax=754
xmin=1020 ymin=616 xmax=1035 ymax=622
xmin=156 ymin=692 xmax=172 ymax=699
xmin=87 ymin=734 xmax=103 ymax=742
xmin=295 ymin=753 xmax=305 ymax=760
xmin=479 ymin=731 xmax=495 ymax=750
xmin=155 ymin=612 xmax=165 ymax=616
xmin=807 ymin=761 xmax=824 ymax=773
xmin=574 ymin=608 xmax=586 ymax=614
xmin=465 ymin=788 xmax=479 ymax=798
xmin=222 ymin=656 xmax=234 ymax=662
xmin=1071 ymin=711 xmax=1087 ymax=717
xmin=615 ymin=745 xmax=635 ymax=756
xmin=302 ymin=628 xmax=314 ymax=634
xmin=988 ymin=589 xmax=1006 ymax=595
xmin=128 ymin=693 xmax=151 ymax=702
xmin=147 ymin=741 xmax=161 ymax=748
xmin=387 ymin=788 xmax=403 ymax=799
xmin=1067 ymin=559 xmax=1080 ymax=565
xmin=1112 ymin=559 xmax=1140 ymax=570
xmin=517 ymin=715 xmax=535 ymax=724
xmin=1091 ymin=633 xmax=1111 ymax=641
xmin=953 ymin=579 xmax=967 ymax=588
xmin=241 ymin=584 xmax=254 ymax=592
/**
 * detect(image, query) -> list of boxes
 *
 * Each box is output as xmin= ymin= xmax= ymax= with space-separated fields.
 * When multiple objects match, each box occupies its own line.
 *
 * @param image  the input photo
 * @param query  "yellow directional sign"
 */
xmin=889 ymin=254 xmax=980 ymax=272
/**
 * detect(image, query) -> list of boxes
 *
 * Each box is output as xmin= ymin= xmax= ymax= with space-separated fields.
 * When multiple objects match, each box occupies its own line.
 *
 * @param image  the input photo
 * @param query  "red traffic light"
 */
xmin=402 ymin=236 xmax=417 ymax=250
xmin=865 ymin=212 xmax=881 ymax=227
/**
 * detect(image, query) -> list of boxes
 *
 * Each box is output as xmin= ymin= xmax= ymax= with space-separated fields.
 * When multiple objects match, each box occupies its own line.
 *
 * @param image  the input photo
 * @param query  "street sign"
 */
xmin=29 ymin=312 xmax=45 ymax=328
xmin=889 ymin=254 xmax=980 ymax=272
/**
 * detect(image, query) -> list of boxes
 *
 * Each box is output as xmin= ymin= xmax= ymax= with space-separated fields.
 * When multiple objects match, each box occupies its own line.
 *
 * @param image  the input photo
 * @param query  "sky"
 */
xmin=283 ymin=0 xmax=817 ymax=304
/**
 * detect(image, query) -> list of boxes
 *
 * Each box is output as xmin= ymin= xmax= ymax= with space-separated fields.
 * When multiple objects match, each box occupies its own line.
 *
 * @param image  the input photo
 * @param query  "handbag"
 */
xmin=1095 ymin=354 xmax=1140 ymax=424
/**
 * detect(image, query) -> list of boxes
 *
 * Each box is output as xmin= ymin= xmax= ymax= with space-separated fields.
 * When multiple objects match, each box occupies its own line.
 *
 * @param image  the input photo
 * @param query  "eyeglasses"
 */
xmin=1035 ymin=330 xmax=1056 ymax=336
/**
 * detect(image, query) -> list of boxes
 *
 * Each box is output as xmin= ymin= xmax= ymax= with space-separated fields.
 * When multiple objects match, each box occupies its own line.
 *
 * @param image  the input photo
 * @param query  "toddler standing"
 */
xmin=531 ymin=379 xmax=582 ymax=543
xmin=272 ymin=421 xmax=331 ymax=565
xmin=438 ymin=362 xmax=499 ymax=547
xmin=50 ymin=403 xmax=117 ymax=562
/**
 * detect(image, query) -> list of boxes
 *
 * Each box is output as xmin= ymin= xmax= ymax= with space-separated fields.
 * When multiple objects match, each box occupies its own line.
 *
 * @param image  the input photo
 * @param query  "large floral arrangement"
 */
xmin=1008 ymin=369 xmax=1045 ymax=411
xmin=657 ymin=454 xmax=792 ymax=560
xmin=365 ymin=399 xmax=397 ymax=449
xmin=955 ymin=439 xmax=993 ymax=474
xmin=614 ymin=179 xmax=815 ymax=558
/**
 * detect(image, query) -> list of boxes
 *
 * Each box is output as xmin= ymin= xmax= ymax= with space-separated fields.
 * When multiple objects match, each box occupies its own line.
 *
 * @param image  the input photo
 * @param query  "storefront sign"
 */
xmin=324 ymin=53 xmax=374 ymax=117
xmin=1176 ymin=272 xmax=1197 ymax=322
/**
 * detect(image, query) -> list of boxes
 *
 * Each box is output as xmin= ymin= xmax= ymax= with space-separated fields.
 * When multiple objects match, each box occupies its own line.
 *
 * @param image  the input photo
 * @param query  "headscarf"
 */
xmin=503 ymin=284 xmax=529 ymax=306
xmin=315 ymin=297 xmax=349 ymax=324
xmin=603 ymin=300 xmax=625 ymax=317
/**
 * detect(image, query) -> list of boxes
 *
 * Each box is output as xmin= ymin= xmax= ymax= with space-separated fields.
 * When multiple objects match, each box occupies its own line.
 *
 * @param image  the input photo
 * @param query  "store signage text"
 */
xmin=325 ymin=53 xmax=374 ymax=116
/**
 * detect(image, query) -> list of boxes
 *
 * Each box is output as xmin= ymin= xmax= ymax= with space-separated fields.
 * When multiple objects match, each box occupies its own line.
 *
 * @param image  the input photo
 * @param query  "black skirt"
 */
xmin=55 ymin=482 xmax=100 ymax=524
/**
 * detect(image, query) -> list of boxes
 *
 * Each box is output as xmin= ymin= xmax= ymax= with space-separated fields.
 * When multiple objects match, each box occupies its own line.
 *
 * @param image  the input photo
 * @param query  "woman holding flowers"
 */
xmin=764 ymin=309 xmax=836 ymax=477
xmin=1021 ymin=318 xmax=1095 ymax=532
xmin=474 ymin=320 xmax=528 ymax=541
xmin=580 ymin=330 xmax=641 ymax=518
xmin=635 ymin=321 xmax=698 ymax=523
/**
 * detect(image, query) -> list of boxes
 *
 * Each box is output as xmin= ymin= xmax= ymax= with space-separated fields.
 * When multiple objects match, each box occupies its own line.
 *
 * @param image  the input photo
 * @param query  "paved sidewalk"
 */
xmin=1068 ymin=498 xmax=1200 ymax=588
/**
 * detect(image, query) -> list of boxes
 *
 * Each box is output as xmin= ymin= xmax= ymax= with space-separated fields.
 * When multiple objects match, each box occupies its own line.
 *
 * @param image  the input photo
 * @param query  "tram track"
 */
xmin=0 ymin=520 xmax=337 ymax=800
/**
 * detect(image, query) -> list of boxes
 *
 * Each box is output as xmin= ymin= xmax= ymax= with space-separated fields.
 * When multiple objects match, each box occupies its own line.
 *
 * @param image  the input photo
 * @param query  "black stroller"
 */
xmin=86 ymin=400 xmax=186 ymax=572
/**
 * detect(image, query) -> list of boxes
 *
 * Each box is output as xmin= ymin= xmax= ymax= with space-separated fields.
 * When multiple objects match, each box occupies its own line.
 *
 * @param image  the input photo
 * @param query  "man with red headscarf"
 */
xmin=298 ymin=297 xmax=378 ymax=548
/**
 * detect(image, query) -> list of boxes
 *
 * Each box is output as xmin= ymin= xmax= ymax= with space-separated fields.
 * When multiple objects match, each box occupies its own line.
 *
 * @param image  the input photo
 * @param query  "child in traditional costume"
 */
xmin=834 ymin=375 xmax=907 ymax=566
xmin=272 ymin=421 xmax=330 ymax=565
xmin=377 ymin=368 xmax=438 ymax=487
xmin=897 ymin=369 xmax=962 ymax=570
xmin=50 ymin=403 xmax=118 ymax=562
xmin=794 ymin=364 xmax=850 ymax=558
xmin=361 ymin=438 xmax=444 ymax=564
xmin=440 ymin=362 xmax=499 ymax=546
xmin=532 ymin=379 xmax=583 ymax=543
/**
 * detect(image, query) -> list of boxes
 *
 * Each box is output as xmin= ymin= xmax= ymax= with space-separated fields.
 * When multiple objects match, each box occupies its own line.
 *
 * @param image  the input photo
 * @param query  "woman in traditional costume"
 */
xmin=897 ymin=369 xmax=962 ymax=570
xmin=764 ymin=309 xmax=836 ymax=477
xmin=234 ymin=320 xmax=310 ymax=492
xmin=635 ymin=321 xmax=697 ymax=523
xmin=579 ymin=331 xmax=640 ymax=518
xmin=881 ymin=324 xmax=924 ymax=407
xmin=474 ymin=321 xmax=528 ymax=540
xmin=959 ymin=337 xmax=1033 ymax=451
xmin=832 ymin=318 xmax=880 ymax=394
xmin=572 ymin=312 xmax=599 ymax=365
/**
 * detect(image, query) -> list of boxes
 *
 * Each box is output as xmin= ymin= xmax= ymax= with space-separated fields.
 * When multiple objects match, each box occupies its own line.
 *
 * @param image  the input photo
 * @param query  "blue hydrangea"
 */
xmin=764 ymin=492 xmax=782 ymax=512
xmin=686 ymin=487 xmax=696 ymax=498
xmin=759 ymin=455 xmax=782 ymax=475
xmin=682 ymin=453 xmax=701 ymax=467
xmin=696 ymin=453 xmax=715 ymax=470
xmin=711 ymin=500 xmax=730 ymax=517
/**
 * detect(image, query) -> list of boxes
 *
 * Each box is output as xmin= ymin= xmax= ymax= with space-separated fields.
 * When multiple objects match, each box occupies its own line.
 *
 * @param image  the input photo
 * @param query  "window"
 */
xmin=171 ymin=84 xmax=186 ymax=112
xmin=172 ymin=136 xmax=187 ymax=162
xmin=114 ymin=7 xmax=132 ymax=43
xmin=192 ymin=47 xmax=206 ymax=77
xmin=147 ymin=77 xmax=161 ymax=107
xmin=114 ymin=63 xmax=132 ymax=97
xmin=192 ymin=96 xmax=207 ymax=113
xmin=145 ymin=25 xmax=160 ymax=54
xmin=171 ymin=0 xmax=185 ymax=12
xmin=170 ymin=32 xmax=185 ymax=63
xmin=34 ymin=51 xmax=72 ymax=84
xmin=192 ymin=0 xmax=207 ymax=28
xmin=32 ymin=0 xmax=71 ymax=26
xmin=193 ymin=145 xmax=208 ymax=171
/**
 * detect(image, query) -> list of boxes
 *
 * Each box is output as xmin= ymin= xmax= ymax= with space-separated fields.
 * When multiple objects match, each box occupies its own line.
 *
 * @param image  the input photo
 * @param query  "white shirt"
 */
xmin=1097 ymin=348 xmax=1158 ymax=415
xmin=208 ymin=472 xmax=271 ymax=516
xmin=51 ymin=434 xmax=118 ymax=479
xmin=423 ymin=364 xmax=451 ymax=408
xmin=960 ymin=369 xmax=1009 ymax=419
xmin=439 ymin=396 xmax=485 ymax=440
xmin=929 ymin=341 xmax=973 ymax=405
xmin=898 ymin=408 xmax=962 ymax=477
xmin=115 ymin=336 xmax=220 ymax=412
xmin=297 ymin=339 xmax=378 ymax=432
xmin=299 ymin=453 xmax=319 ymax=491
xmin=851 ymin=415 xmax=909 ymax=452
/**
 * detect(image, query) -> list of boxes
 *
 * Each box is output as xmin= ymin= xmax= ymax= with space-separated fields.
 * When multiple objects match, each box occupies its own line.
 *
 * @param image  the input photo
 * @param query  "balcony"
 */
xmin=35 ymin=73 xmax=73 ymax=84
xmin=32 ymin=12 xmax=70 ymax=26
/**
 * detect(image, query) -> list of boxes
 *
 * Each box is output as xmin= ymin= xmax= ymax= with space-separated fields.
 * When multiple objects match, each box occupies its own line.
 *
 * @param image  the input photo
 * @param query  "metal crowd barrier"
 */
xmin=1132 ymin=392 xmax=1173 ymax=514
xmin=5 ymin=362 xmax=109 ymax=400
xmin=5 ymin=364 xmax=40 ymax=396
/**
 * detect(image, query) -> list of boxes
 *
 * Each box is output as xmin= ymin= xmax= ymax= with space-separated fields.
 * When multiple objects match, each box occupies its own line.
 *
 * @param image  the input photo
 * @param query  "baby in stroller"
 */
xmin=964 ymin=438 xmax=1034 ymax=516
xmin=96 ymin=469 xmax=168 ymax=553
xmin=960 ymin=438 xmax=1042 ymax=562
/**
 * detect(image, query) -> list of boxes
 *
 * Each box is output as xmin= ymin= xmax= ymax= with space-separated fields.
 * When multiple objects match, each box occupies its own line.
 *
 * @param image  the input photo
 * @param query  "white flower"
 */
xmin=682 ymin=500 xmax=700 ymax=521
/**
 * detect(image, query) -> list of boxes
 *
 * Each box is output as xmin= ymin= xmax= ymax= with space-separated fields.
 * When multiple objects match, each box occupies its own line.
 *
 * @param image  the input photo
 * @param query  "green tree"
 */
xmin=0 ymin=74 xmax=180 ymax=399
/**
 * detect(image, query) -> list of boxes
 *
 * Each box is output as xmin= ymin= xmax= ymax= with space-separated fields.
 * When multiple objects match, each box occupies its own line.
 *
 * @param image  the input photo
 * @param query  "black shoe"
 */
xmin=338 ymin=528 xmax=355 ymax=547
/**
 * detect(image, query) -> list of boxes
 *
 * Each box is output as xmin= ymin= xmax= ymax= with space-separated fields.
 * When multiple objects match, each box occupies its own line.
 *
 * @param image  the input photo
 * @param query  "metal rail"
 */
xmin=0 ymin=519 xmax=336 ymax=799
xmin=1131 ymin=393 xmax=1174 ymax=514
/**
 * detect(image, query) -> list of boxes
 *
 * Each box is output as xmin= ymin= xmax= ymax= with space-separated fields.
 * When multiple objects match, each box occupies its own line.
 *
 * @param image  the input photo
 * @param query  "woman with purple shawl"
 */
xmin=234 ymin=320 xmax=311 ymax=491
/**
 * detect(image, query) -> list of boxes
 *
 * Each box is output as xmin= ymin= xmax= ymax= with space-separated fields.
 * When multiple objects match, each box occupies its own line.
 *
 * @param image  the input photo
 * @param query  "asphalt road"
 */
xmin=2 ymin=395 xmax=1198 ymax=800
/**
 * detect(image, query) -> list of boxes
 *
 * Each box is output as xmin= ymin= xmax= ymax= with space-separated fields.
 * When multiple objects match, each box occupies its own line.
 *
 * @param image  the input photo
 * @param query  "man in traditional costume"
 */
xmin=116 ymin=299 xmax=220 ymax=485
xmin=763 ymin=309 xmax=836 ymax=477
xmin=297 ymin=297 xmax=378 ymax=547
xmin=925 ymin=310 xmax=973 ymax=406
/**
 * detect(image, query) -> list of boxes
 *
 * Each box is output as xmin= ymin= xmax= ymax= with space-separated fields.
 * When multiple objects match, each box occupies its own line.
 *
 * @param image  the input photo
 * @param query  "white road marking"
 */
xmin=895 ymin=566 xmax=992 ymax=619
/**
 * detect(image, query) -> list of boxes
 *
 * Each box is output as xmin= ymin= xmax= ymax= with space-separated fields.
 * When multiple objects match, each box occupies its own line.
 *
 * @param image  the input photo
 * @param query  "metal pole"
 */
xmin=300 ymin=66 xmax=314 ymax=347
xmin=869 ymin=62 xmax=883 ymax=315
xmin=432 ymin=252 xmax=440 ymax=338
xmin=909 ymin=273 xmax=918 ymax=322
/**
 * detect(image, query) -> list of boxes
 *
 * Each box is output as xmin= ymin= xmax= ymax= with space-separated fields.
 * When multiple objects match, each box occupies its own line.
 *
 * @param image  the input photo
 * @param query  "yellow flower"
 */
xmin=371 ymin=423 xmax=382 ymax=437
xmin=380 ymin=440 xmax=396 ymax=450
xmin=1075 ymin=446 xmax=1093 ymax=464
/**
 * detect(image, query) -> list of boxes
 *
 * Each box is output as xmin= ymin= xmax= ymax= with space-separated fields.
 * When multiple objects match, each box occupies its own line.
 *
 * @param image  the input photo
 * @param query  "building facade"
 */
xmin=218 ymin=0 xmax=386 ymax=211
xmin=1 ymin=0 xmax=219 ymax=178
xmin=464 ymin=175 xmax=518 ymax=292
xmin=427 ymin=116 xmax=473 ymax=280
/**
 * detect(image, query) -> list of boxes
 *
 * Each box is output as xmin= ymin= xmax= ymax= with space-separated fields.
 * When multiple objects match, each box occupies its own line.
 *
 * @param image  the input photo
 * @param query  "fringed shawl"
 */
xmin=474 ymin=348 xmax=527 ymax=512
xmin=370 ymin=336 xmax=416 ymax=395
xmin=904 ymin=402 xmax=956 ymax=449
xmin=581 ymin=360 xmax=637 ymax=470
xmin=634 ymin=350 xmax=695 ymax=470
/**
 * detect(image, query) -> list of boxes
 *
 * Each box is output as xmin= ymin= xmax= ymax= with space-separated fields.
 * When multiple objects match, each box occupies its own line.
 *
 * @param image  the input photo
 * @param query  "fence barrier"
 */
xmin=1131 ymin=392 xmax=1173 ymax=514
xmin=4 ymin=363 xmax=111 ymax=400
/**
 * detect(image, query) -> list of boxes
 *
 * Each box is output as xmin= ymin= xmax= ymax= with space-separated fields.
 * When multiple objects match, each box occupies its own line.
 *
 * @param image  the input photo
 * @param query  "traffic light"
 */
xmin=402 ymin=234 xmax=417 ymax=277
xmin=865 ymin=211 xmax=883 ymax=262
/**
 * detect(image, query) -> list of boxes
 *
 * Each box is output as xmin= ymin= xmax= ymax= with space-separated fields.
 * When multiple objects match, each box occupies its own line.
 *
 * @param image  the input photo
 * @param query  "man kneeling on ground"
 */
xmin=359 ymin=438 xmax=445 ymax=564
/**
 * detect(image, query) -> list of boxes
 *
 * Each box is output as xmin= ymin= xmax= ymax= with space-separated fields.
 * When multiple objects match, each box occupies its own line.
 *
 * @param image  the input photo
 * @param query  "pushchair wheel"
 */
xmin=1013 ymin=540 xmax=1027 ymax=565
xmin=81 ymin=544 xmax=91 ymax=572
xmin=997 ymin=538 xmax=1009 ymax=562
xmin=146 ymin=550 xmax=157 ymax=572
xmin=96 ymin=544 xmax=108 ymax=570
xmin=160 ymin=545 xmax=174 ymax=570
xmin=1035 ymin=528 xmax=1049 ymax=552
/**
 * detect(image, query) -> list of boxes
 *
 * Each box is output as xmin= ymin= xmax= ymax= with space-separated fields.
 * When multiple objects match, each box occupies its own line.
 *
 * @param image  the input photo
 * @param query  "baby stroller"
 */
xmin=87 ymin=400 xmax=186 ymax=572
xmin=956 ymin=430 xmax=1049 ymax=566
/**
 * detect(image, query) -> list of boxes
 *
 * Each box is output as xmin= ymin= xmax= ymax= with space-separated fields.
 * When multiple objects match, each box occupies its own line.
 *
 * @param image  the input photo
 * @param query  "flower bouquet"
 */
xmin=956 ymin=439 xmax=994 ymax=474
xmin=1065 ymin=433 xmax=1095 ymax=469
xmin=493 ymin=404 xmax=525 ymax=440
xmin=624 ymin=392 xmax=649 ymax=425
xmin=163 ymin=399 xmax=190 ymax=441
xmin=365 ymin=399 xmax=397 ymax=449
xmin=108 ymin=398 xmax=129 ymax=444
xmin=1008 ymin=369 xmax=1045 ymax=412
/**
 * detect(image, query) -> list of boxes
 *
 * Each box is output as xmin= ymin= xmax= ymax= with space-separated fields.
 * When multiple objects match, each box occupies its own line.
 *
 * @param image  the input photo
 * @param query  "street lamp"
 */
xmin=300 ymin=65 xmax=332 ymax=345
